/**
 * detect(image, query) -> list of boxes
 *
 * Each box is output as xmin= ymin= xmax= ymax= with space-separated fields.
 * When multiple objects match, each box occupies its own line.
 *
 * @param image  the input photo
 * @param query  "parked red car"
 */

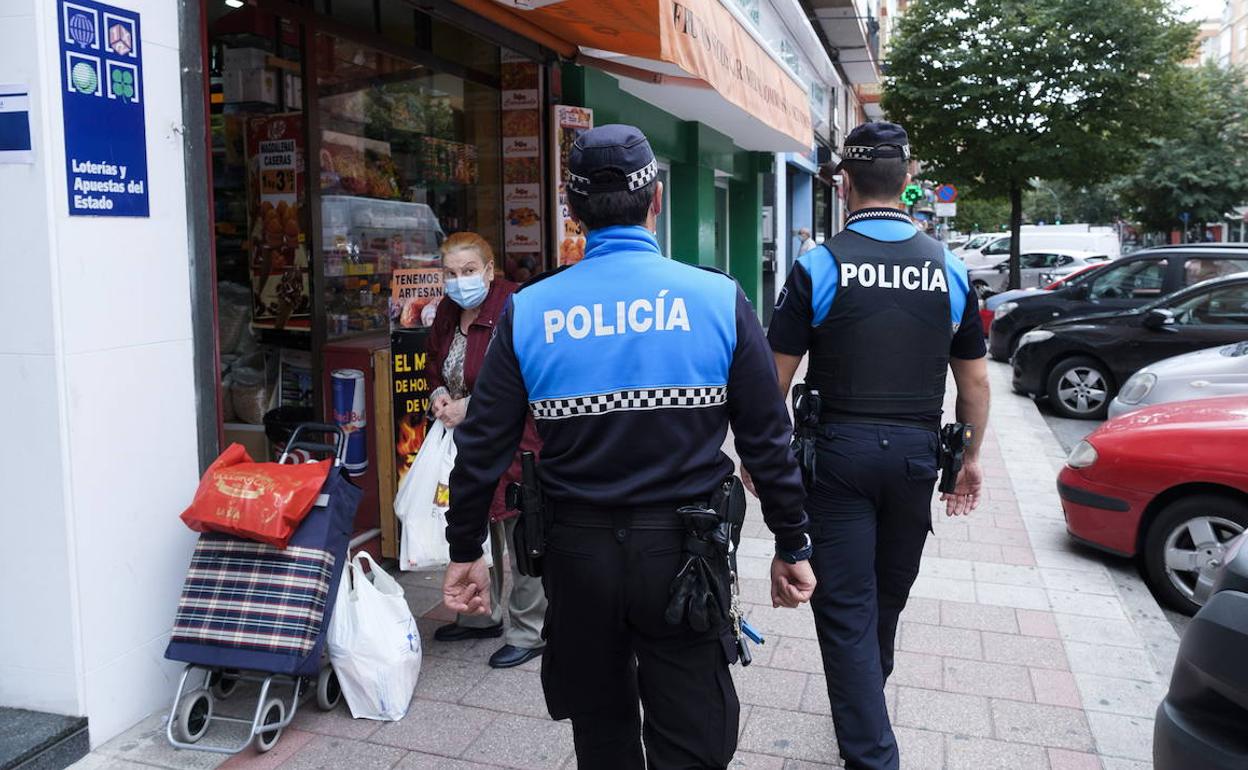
xmin=1057 ymin=395 xmax=1248 ymax=615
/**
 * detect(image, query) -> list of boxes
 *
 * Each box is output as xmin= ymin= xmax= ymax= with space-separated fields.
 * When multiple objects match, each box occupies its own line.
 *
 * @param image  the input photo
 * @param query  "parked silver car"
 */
xmin=1109 ymin=340 xmax=1248 ymax=419
xmin=968 ymin=249 xmax=1111 ymax=297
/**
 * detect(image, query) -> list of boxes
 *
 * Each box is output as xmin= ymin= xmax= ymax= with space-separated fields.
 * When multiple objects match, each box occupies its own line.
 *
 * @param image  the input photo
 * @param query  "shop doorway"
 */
xmin=714 ymin=180 xmax=729 ymax=272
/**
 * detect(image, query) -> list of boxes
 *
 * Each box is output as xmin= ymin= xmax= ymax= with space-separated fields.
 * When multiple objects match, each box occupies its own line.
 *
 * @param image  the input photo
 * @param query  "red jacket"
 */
xmin=426 ymin=279 xmax=540 ymax=522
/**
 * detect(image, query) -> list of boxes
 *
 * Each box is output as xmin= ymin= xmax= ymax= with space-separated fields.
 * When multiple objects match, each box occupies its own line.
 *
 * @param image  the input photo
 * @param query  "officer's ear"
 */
xmin=650 ymin=181 xmax=664 ymax=218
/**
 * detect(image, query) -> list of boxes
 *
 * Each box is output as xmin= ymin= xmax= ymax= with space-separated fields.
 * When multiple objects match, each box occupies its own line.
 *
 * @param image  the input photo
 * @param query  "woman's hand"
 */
xmin=430 ymin=392 xmax=452 ymax=418
xmin=438 ymin=397 xmax=469 ymax=428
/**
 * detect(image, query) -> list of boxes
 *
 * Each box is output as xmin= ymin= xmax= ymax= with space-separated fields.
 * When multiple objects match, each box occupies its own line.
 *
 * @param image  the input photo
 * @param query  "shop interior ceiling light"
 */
xmin=224 ymin=0 xmax=245 ymax=8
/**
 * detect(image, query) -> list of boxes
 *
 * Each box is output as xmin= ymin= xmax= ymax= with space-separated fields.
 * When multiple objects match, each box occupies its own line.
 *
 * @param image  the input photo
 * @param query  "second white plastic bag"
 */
xmin=396 ymin=420 xmax=457 ymax=570
xmin=326 ymin=552 xmax=422 ymax=721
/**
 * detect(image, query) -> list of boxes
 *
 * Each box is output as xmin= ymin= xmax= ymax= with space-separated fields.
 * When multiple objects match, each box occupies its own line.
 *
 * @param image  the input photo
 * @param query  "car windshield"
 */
xmin=963 ymin=235 xmax=992 ymax=250
xmin=1168 ymin=282 xmax=1248 ymax=325
xmin=1086 ymin=259 xmax=1166 ymax=300
xmin=1145 ymin=276 xmax=1248 ymax=314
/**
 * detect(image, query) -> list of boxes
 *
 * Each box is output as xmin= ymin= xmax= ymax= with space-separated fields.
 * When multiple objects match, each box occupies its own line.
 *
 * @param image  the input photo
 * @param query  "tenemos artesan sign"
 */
xmin=57 ymin=0 xmax=149 ymax=217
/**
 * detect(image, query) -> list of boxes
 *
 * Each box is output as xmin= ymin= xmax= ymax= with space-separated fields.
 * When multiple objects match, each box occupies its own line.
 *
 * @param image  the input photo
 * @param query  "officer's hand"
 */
xmin=940 ymin=459 xmax=982 ymax=517
xmin=741 ymin=467 xmax=758 ymax=498
xmin=771 ymin=557 xmax=816 ymax=609
xmin=442 ymin=557 xmax=492 ymax=616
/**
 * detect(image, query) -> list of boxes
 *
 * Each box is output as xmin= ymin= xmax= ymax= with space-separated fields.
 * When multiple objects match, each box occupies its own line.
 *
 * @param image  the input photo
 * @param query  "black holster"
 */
xmin=505 ymin=451 xmax=547 ymax=577
xmin=791 ymin=384 xmax=821 ymax=491
xmin=664 ymin=476 xmax=746 ymax=633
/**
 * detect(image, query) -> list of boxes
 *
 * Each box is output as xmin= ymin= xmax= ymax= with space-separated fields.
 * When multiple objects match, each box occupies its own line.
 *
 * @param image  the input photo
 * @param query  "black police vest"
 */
xmin=807 ymin=228 xmax=954 ymax=427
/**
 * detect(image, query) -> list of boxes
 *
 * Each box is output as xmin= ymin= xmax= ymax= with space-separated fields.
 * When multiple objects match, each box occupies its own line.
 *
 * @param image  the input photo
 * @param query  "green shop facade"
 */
xmin=560 ymin=64 xmax=775 ymax=315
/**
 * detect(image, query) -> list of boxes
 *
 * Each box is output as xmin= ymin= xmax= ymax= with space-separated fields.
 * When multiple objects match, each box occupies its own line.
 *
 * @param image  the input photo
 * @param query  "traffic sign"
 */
xmin=935 ymin=202 xmax=957 ymax=218
xmin=935 ymin=184 xmax=958 ymax=203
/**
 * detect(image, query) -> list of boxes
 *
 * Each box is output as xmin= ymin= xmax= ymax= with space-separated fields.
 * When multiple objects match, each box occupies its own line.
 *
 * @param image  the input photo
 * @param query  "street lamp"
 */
xmin=1036 ymin=182 xmax=1062 ymax=224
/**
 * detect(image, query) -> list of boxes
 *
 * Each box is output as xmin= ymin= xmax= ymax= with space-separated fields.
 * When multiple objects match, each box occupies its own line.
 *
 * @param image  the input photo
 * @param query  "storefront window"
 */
xmin=314 ymin=31 xmax=502 ymax=339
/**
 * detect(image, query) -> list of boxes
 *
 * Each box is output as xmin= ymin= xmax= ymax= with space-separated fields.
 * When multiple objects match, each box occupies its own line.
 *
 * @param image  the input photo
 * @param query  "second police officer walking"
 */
xmin=766 ymin=122 xmax=992 ymax=770
xmin=442 ymin=124 xmax=817 ymax=769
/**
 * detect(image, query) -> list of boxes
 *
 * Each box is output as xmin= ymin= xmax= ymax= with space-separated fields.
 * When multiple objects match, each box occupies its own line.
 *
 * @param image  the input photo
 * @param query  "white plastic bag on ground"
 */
xmin=397 ymin=421 xmax=492 ymax=570
xmin=327 ymin=552 xmax=422 ymax=721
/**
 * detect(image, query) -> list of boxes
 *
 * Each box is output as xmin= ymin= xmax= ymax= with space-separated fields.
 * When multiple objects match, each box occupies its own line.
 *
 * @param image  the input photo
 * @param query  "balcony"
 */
xmin=804 ymin=0 xmax=881 ymax=85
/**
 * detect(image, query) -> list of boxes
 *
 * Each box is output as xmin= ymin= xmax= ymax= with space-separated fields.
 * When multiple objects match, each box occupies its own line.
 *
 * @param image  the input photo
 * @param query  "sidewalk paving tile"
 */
xmin=894 ymin=688 xmax=992 ymax=737
xmin=94 ymin=715 xmax=229 ymax=770
xmin=918 ymin=556 xmax=975 ymax=581
xmin=907 ymin=575 xmax=978 ymax=604
xmin=393 ymin=753 xmax=506 ymax=769
xmin=459 ymin=713 xmax=573 ymax=770
xmin=734 ymin=665 xmax=812 ymax=710
xmin=898 ymin=596 xmax=941 ymax=625
xmin=990 ymin=700 xmax=1095 ymax=751
xmin=1047 ymin=748 xmax=1106 ymax=770
xmin=370 ymin=701 xmax=496 ymax=756
xmin=1053 ymin=615 xmax=1144 ymax=648
xmin=1074 ymin=674 xmax=1166 ymax=719
xmin=767 ymin=637 xmax=825 ymax=674
xmin=968 ymin=527 xmax=1032 ymax=548
xmin=971 ymin=563 xmax=1044 ymax=589
xmin=217 ymin=728 xmax=314 ymax=769
xmin=942 ymin=659 xmax=1034 ymax=701
xmin=291 ymin=703 xmax=383 ymax=741
xmin=981 ymin=632 xmax=1069 ymax=670
xmin=411 ymin=657 xmax=493 ymax=704
xmin=1084 ymin=713 xmax=1155 ymax=762
xmin=899 ymin=622 xmax=983 ymax=660
xmin=1062 ymin=642 xmax=1161 ymax=682
xmin=1016 ymin=609 xmax=1061 ymax=639
xmin=1030 ymin=669 xmax=1083 ymax=709
xmin=727 ymin=752 xmax=787 ymax=769
xmin=737 ymin=707 xmax=840 ymax=763
xmin=939 ymin=540 xmax=1003 ymax=564
xmin=457 ymin=669 xmax=550 ymax=719
xmin=999 ymin=544 xmax=1038 ymax=566
xmin=1047 ymin=590 xmax=1128 ymax=620
xmin=279 ymin=735 xmax=406 ymax=770
xmin=1039 ymin=567 xmax=1117 ymax=596
xmin=975 ymin=582 xmax=1051 ymax=611
xmin=944 ymin=735 xmax=1048 ymax=770
xmin=939 ymin=600 xmax=1019 ymax=634
xmin=893 ymin=727 xmax=945 ymax=769
xmin=888 ymin=650 xmax=944 ymax=689
xmin=1101 ymin=759 xmax=1151 ymax=770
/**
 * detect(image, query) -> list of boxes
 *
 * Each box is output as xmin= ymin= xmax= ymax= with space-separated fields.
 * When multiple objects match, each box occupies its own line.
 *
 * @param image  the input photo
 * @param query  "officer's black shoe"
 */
xmin=433 ymin=623 xmax=504 ymax=642
xmin=488 ymin=644 xmax=544 ymax=669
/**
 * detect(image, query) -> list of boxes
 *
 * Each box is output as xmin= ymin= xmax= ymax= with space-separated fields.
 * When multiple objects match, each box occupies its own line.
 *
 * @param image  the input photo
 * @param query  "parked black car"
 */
xmin=1011 ymin=271 xmax=1248 ymax=418
xmin=1154 ymin=531 xmax=1248 ymax=770
xmin=989 ymin=244 xmax=1248 ymax=361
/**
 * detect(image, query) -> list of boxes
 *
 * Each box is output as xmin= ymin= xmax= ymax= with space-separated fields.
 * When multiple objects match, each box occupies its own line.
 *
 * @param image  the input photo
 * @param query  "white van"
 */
xmin=960 ymin=228 xmax=1120 ymax=268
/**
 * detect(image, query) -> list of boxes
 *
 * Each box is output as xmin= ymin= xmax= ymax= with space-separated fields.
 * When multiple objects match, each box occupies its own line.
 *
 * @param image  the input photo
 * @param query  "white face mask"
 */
xmin=446 ymin=273 xmax=488 ymax=309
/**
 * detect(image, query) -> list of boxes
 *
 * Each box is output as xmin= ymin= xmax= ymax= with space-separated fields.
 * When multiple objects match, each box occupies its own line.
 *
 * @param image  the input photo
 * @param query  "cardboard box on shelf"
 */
xmin=224 ymin=68 xmax=278 ymax=105
xmin=224 ymin=423 xmax=269 ymax=462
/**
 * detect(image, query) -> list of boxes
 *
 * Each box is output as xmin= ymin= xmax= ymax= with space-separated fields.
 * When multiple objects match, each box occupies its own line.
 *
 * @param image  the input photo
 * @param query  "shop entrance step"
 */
xmin=0 ymin=708 xmax=88 ymax=770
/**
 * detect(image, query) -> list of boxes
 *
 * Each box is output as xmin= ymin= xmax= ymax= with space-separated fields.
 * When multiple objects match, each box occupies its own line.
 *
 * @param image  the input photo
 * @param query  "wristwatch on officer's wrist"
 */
xmin=777 ymin=533 xmax=813 ymax=564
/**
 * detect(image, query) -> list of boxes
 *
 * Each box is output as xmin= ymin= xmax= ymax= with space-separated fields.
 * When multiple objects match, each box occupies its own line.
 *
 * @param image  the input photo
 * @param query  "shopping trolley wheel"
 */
xmin=208 ymin=670 xmax=238 ymax=700
xmin=315 ymin=666 xmax=341 ymax=711
xmin=174 ymin=689 xmax=213 ymax=744
xmin=254 ymin=697 xmax=285 ymax=753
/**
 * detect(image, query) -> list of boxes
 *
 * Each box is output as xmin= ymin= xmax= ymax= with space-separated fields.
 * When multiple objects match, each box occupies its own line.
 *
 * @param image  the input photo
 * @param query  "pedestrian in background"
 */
xmin=766 ymin=121 xmax=991 ymax=770
xmin=426 ymin=232 xmax=546 ymax=670
xmin=797 ymin=226 xmax=817 ymax=255
xmin=442 ymin=124 xmax=815 ymax=769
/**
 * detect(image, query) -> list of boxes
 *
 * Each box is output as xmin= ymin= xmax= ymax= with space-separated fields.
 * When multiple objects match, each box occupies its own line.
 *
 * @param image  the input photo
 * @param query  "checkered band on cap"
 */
xmin=626 ymin=159 xmax=659 ymax=191
xmin=842 ymin=143 xmax=911 ymax=161
xmin=530 ymin=386 xmax=727 ymax=420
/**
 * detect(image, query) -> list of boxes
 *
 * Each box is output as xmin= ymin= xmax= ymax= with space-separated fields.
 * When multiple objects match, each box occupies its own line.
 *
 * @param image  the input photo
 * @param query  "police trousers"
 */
xmin=807 ymin=423 xmax=939 ymax=770
xmin=540 ymin=505 xmax=740 ymax=770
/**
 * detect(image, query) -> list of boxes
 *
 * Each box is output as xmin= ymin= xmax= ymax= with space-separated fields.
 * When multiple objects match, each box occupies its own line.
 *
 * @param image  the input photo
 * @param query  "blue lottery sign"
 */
xmin=57 ymin=0 xmax=148 ymax=217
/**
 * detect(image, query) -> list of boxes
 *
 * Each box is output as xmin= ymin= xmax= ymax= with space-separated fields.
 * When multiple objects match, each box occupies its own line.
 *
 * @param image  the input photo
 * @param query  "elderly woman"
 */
xmin=426 ymin=232 xmax=545 ymax=669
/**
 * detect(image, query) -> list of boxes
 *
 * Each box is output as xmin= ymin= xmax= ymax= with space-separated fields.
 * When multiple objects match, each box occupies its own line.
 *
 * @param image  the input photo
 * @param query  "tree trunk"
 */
xmin=1008 ymin=183 xmax=1023 ymax=290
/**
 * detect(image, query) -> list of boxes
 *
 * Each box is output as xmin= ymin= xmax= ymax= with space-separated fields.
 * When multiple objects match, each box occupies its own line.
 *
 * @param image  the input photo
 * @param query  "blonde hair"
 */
xmin=440 ymin=232 xmax=494 ymax=268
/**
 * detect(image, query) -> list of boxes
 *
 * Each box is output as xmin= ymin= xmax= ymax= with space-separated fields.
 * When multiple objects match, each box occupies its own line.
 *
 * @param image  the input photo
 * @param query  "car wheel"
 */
xmin=1143 ymin=495 xmax=1248 ymax=615
xmin=1045 ymin=356 xmax=1113 ymax=419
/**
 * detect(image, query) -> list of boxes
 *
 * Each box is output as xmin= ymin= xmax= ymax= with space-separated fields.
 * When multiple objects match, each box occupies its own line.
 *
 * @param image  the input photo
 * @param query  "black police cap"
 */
xmin=568 ymin=124 xmax=658 ymax=197
xmin=838 ymin=121 xmax=911 ymax=167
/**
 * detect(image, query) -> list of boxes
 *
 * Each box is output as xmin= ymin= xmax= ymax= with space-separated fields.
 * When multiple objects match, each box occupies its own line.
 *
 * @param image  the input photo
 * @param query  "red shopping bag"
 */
xmin=180 ymin=443 xmax=333 ymax=548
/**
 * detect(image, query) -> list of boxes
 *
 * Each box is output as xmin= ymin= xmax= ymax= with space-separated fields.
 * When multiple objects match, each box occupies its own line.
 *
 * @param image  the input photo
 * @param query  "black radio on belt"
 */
xmin=791 ymin=384 xmax=821 ymax=491
xmin=506 ymin=451 xmax=547 ymax=577
xmin=938 ymin=423 xmax=974 ymax=494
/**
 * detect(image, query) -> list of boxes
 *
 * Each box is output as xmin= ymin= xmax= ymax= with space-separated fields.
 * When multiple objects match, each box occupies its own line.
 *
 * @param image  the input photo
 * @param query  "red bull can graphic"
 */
xmin=331 ymin=369 xmax=368 ymax=476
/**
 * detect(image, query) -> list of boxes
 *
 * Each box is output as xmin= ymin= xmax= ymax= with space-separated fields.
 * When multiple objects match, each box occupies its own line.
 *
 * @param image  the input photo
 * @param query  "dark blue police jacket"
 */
xmin=768 ymin=208 xmax=986 ymax=430
xmin=446 ymin=225 xmax=807 ymax=562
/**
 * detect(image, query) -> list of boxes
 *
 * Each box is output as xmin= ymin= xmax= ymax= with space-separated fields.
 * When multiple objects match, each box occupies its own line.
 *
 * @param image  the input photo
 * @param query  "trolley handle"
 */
xmin=282 ymin=423 xmax=347 ymax=465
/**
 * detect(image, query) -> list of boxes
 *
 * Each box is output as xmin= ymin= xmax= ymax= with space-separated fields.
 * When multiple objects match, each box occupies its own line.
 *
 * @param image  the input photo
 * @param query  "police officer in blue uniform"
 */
xmin=766 ymin=122 xmax=992 ymax=770
xmin=441 ymin=124 xmax=816 ymax=769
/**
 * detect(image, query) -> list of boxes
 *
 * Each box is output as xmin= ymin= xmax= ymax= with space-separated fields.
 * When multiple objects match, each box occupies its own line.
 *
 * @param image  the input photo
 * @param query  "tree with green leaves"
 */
xmin=1024 ymin=179 xmax=1126 ymax=226
xmin=883 ymin=0 xmax=1193 ymax=288
xmin=1120 ymin=63 xmax=1248 ymax=236
xmin=950 ymin=195 xmax=1011 ymax=234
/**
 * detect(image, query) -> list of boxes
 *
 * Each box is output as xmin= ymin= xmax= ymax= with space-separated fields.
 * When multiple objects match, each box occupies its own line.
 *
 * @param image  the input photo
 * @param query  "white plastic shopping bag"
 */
xmin=326 ymin=552 xmax=422 ymax=721
xmin=396 ymin=421 xmax=491 ymax=570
